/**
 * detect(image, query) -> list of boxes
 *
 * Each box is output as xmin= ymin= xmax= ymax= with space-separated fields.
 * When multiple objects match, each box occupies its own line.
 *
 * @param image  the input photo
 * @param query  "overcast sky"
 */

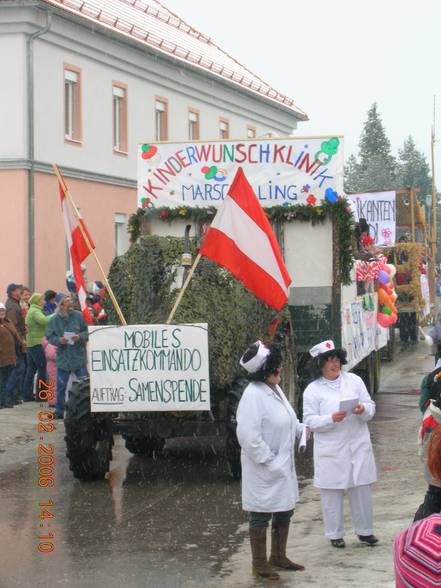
xmin=164 ymin=0 xmax=441 ymax=184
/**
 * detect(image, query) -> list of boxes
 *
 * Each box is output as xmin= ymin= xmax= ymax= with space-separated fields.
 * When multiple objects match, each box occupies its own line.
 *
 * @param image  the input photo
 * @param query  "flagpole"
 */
xmin=166 ymin=253 xmax=202 ymax=324
xmin=52 ymin=163 xmax=127 ymax=326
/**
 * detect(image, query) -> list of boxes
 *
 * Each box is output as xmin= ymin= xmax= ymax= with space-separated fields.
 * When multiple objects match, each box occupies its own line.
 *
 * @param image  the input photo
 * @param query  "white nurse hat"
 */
xmin=309 ymin=340 xmax=335 ymax=358
xmin=240 ymin=340 xmax=271 ymax=373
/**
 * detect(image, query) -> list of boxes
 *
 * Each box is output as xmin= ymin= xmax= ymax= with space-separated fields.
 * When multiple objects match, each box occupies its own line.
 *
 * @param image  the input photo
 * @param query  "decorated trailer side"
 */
xmin=283 ymin=215 xmax=387 ymax=406
xmin=64 ymin=136 xmax=387 ymax=481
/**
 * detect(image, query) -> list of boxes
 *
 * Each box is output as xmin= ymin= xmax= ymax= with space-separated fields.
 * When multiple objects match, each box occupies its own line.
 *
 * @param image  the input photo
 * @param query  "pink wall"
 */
xmin=0 ymin=170 xmax=28 ymax=299
xmin=34 ymin=172 xmax=135 ymax=294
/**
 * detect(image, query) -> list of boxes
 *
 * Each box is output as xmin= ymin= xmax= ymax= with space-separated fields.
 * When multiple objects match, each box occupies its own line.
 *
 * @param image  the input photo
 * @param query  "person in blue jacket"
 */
xmin=46 ymin=294 xmax=88 ymax=419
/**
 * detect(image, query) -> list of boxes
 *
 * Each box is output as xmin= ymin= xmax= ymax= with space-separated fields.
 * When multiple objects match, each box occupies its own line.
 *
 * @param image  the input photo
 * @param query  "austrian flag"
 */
xmin=58 ymin=178 xmax=95 ymax=318
xmin=200 ymin=167 xmax=292 ymax=311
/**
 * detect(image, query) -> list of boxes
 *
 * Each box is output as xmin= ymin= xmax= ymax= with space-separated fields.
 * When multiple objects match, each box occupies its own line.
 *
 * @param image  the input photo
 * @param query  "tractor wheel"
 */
xmin=225 ymin=377 xmax=248 ymax=480
xmin=226 ymin=429 xmax=242 ymax=480
xmin=64 ymin=378 xmax=113 ymax=481
xmin=122 ymin=435 xmax=165 ymax=456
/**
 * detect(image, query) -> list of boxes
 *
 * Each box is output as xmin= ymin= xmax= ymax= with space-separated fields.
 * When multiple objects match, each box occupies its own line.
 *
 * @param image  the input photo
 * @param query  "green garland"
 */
xmin=128 ymin=199 xmax=355 ymax=285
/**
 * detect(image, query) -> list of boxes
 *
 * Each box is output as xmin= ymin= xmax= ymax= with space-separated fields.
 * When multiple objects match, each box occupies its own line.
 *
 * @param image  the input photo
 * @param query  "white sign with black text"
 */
xmin=88 ymin=324 xmax=210 ymax=412
xmin=350 ymin=191 xmax=396 ymax=246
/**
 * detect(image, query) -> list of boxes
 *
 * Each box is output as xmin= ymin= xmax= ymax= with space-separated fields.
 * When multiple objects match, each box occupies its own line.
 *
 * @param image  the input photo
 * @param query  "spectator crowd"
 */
xmin=0 ymin=281 xmax=106 ymax=418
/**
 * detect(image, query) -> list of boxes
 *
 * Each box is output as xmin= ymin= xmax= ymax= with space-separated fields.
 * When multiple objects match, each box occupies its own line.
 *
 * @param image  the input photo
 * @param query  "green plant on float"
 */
xmin=105 ymin=235 xmax=284 ymax=395
xmin=128 ymin=198 xmax=355 ymax=285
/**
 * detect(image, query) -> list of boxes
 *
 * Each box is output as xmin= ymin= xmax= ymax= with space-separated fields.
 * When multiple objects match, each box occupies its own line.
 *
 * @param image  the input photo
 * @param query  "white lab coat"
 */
xmin=303 ymin=372 xmax=377 ymax=490
xmin=236 ymin=381 xmax=304 ymax=512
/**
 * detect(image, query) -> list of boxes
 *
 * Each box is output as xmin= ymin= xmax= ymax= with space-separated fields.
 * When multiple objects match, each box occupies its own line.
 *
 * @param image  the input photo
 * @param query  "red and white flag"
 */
xmin=58 ymin=178 xmax=95 ymax=320
xmin=200 ymin=167 xmax=292 ymax=311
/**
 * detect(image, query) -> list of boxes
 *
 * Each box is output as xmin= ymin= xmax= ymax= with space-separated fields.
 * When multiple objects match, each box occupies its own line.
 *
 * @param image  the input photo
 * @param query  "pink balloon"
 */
xmin=377 ymin=313 xmax=394 ymax=328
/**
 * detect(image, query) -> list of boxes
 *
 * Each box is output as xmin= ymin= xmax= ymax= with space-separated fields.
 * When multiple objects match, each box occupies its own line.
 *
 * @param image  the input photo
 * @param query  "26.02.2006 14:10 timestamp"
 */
xmin=37 ymin=379 xmax=57 ymax=553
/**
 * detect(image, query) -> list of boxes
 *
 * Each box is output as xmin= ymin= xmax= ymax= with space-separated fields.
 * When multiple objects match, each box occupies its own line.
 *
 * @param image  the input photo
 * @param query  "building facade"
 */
xmin=0 ymin=0 xmax=307 ymax=295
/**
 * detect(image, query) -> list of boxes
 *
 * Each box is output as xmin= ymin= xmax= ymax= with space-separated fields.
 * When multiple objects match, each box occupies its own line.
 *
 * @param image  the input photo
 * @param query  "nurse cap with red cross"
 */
xmin=309 ymin=340 xmax=335 ymax=358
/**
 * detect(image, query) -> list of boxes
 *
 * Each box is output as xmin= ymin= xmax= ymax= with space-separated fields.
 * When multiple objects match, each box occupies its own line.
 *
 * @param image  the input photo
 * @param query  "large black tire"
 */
xmin=64 ymin=379 xmax=114 ymax=481
xmin=122 ymin=434 xmax=165 ymax=456
xmin=225 ymin=377 xmax=248 ymax=480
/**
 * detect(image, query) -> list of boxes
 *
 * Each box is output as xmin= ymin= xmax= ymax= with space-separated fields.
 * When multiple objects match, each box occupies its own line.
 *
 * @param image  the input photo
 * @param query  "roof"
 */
xmin=41 ymin=0 xmax=308 ymax=120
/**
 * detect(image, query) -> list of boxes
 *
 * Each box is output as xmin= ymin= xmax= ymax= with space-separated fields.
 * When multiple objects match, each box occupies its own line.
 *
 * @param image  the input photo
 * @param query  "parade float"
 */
xmin=61 ymin=136 xmax=392 ymax=480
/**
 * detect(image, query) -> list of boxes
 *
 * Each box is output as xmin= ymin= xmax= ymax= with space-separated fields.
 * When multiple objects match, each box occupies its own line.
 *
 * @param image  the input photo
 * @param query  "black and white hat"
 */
xmin=240 ymin=341 xmax=270 ymax=374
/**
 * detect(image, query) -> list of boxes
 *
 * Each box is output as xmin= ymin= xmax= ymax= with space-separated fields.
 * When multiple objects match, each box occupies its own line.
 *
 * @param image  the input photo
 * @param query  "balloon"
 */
xmin=377 ymin=313 xmax=394 ymax=328
xmin=382 ymin=306 xmax=392 ymax=316
xmin=325 ymin=188 xmax=338 ymax=203
xmin=386 ymin=264 xmax=397 ymax=278
xmin=378 ymin=270 xmax=390 ymax=284
xmin=378 ymin=289 xmax=390 ymax=305
xmin=379 ymin=284 xmax=392 ymax=296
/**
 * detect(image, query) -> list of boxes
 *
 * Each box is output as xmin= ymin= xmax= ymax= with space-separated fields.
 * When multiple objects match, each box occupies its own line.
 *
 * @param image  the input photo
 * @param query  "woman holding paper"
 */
xmin=303 ymin=340 xmax=378 ymax=549
xmin=236 ymin=341 xmax=306 ymax=581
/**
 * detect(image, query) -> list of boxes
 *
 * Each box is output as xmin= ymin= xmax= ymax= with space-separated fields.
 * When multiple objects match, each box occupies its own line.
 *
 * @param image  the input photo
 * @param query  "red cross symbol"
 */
xmin=325 ymin=342 xmax=331 ymax=349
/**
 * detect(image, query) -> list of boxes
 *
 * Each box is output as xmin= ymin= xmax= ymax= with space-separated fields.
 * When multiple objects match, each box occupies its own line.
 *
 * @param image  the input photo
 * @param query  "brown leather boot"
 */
xmin=269 ymin=523 xmax=305 ymax=571
xmin=249 ymin=528 xmax=280 ymax=580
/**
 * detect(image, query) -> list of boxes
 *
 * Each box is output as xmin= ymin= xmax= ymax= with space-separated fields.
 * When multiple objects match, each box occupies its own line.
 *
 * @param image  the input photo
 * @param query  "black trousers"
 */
xmin=414 ymin=485 xmax=441 ymax=522
xmin=399 ymin=313 xmax=417 ymax=344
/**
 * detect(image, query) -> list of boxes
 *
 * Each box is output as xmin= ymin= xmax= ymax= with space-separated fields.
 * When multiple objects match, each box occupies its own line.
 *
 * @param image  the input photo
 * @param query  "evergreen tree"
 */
xmin=344 ymin=153 xmax=359 ymax=193
xmin=397 ymin=136 xmax=432 ymax=203
xmin=355 ymin=103 xmax=397 ymax=192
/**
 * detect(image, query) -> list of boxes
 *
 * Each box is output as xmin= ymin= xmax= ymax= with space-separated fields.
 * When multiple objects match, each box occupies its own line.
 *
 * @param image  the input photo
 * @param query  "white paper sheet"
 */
xmin=298 ymin=426 xmax=309 ymax=453
xmin=338 ymin=397 xmax=359 ymax=413
xmin=64 ymin=331 xmax=76 ymax=345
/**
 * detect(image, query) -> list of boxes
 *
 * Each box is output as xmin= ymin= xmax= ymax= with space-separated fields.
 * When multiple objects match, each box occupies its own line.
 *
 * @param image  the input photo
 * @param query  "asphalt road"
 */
xmin=0 ymin=339 xmax=433 ymax=588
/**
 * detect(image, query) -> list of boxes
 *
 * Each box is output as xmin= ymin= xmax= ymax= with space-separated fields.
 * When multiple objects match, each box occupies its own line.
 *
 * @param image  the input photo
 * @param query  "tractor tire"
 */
xmin=225 ymin=377 xmax=248 ymax=480
xmin=64 ymin=378 xmax=113 ymax=481
xmin=122 ymin=434 xmax=165 ymax=456
xmin=226 ymin=429 xmax=241 ymax=480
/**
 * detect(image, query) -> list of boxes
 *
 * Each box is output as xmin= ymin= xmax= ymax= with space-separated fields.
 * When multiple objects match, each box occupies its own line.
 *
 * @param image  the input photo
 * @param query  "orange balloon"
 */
xmin=378 ymin=289 xmax=389 ymax=305
xmin=379 ymin=284 xmax=392 ymax=295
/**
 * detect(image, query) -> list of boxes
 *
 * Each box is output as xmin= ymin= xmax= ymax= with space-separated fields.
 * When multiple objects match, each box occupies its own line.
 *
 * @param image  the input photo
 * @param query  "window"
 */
xmin=247 ymin=125 xmax=256 ymax=139
xmin=113 ymin=83 xmax=128 ymax=153
xmin=115 ymin=213 xmax=129 ymax=256
xmin=64 ymin=66 xmax=81 ymax=142
xmin=155 ymin=98 xmax=168 ymax=141
xmin=219 ymin=118 xmax=229 ymax=139
xmin=188 ymin=109 xmax=200 ymax=141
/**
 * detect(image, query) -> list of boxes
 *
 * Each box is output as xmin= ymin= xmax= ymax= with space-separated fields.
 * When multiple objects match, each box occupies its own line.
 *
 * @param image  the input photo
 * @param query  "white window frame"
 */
xmin=113 ymin=86 xmax=125 ymax=151
xmin=155 ymin=99 xmax=167 ymax=141
xmin=188 ymin=110 xmax=199 ymax=141
xmin=220 ymin=119 xmax=229 ymax=139
xmin=114 ymin=213 xmax=129 ymax=256
xmin=64 ymin=70 xmax=78 ymax=140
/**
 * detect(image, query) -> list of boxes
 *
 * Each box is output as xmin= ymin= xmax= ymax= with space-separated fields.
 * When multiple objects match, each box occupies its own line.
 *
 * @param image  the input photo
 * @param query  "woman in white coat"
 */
xmin=303 ymin=340 xmax=378 ymax=548
xmin=236 ymin=341 xmax=305 ymax=580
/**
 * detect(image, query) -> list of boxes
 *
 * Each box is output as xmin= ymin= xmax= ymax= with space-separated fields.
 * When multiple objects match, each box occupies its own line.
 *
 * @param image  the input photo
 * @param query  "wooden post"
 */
xmin=431 ymin=116 xmax=437 ymax=305
xmin=410 ymin=188 xmax=416 ymax=242
xmin=166 ymin=253 xmax=202 ymax=324
xmin=331 ymin=213 xmax=342 ymax=347
xmin=52 ymin=163 xmax=127 ymax=326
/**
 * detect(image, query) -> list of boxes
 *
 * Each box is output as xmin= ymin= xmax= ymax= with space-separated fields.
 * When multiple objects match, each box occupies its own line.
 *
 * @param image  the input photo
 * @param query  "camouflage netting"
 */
xmin=106 ymin=235 xmax=280 ymax=393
